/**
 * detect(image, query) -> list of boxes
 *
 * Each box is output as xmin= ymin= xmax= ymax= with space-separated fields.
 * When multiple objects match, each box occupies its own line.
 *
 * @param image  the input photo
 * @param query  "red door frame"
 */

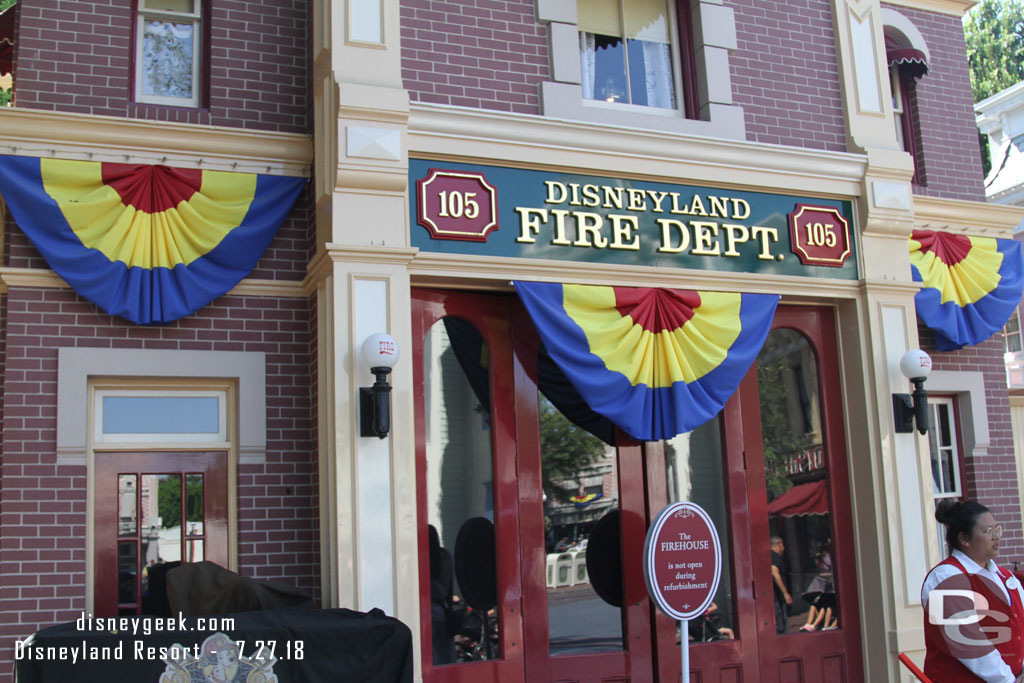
xmin=745 ymin=306 xmax=864 ymax=683
xmin=94 ymin=450 xmax=228 ymax=616
xmin=511 ymin=307 xmax=655 ymax=683
xmin=412 ymin=289 xmax=526 ymax=683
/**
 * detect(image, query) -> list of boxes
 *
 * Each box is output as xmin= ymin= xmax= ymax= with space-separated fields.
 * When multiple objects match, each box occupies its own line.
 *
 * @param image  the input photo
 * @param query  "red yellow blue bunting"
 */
xmin=513 ymin=282 xmax=779 ymax=441
xmin=909 ymin=230 xmax=1024 ymax=351
xmin=570 ymin=492 xmax=602 ymax=507
xmin=0 ymin=155 xmax=305 ymax=325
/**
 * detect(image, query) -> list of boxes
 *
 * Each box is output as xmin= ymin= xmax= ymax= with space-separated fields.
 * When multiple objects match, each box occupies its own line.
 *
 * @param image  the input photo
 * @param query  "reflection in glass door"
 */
xmin=749 ymin=307 xmax=863 ymax=683
xmin=95 ymin=451 xmax=227 ymax=617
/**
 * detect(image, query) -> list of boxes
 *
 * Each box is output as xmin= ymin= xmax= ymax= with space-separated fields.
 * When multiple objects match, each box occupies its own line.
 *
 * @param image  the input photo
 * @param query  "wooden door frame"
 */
xmin=746 ymin=305 xmax=864 ymax=683
xmin=412 ymin=288 xmax=526 ymax=683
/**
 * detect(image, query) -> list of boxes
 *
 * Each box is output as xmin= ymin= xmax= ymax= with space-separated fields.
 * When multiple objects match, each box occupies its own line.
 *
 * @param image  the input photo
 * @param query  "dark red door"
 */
xmin=94 ymin=451 xmax=228 ymax=616
xmin=745 ymin=306 xmax=863 ymax=683
xmin=413 ymin=290 xmax=863 ymax=683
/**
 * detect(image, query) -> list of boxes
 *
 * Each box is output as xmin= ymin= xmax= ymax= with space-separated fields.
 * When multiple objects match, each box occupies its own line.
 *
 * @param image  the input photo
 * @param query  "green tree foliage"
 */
xmin=757 ymin=354 xmax=813 ymax=500
xmin=964 ymin=0 xmax=1024 ymax=103
xmin=538 ymin=395 xmax=606 ymax=503
xmin=0 ymin=1 xmax=15 ymax=14
xmin=157 ymin=476 xmax=203 ymax=530
xmin=964 ymin=0 xmax=1024 ymax=175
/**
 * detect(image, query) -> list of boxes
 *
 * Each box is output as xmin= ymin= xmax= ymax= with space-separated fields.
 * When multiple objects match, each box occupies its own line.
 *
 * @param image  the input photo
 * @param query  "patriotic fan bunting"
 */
xmin=909 ymin=230 xmax=1024 ymax=351
xmin=0 ymin=156 xmax=305 ymax=325
xmin=513 ymin=281 xmax=779 ymax=441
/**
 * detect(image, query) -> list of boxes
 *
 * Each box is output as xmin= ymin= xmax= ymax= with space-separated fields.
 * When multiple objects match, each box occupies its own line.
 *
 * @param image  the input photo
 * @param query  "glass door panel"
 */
xmin=537 ymin=395 xmax=623 ymax=656
xmin=94 ymin=451 xmax=228 ymax=617
xmin=413 ymin=290 xmax=525 ymax=683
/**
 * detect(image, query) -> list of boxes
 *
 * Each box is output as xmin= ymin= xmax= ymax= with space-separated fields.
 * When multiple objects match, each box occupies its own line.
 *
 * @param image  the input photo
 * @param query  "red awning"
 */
xmin=886 ymin=36 xmax=928 ymax=81
xmin=767 ymin=480 xmax=829 ymax=517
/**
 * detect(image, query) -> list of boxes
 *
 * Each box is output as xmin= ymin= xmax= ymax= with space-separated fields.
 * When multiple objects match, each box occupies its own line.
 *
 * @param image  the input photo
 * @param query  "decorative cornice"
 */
xmin=408 ymin=103 xmax=868 ymax=198
xmin=912 ymin=195 xmax=1024 ymax=237
xmin=303 ymin=244 xmax=421 ymax=292
xmin=408 ymin=252 xmax=863 ymax=300
xmin=879 ymin=0 xmax=978 ymax=17
xmin=0 ymin=108 xmax=313 ymax=177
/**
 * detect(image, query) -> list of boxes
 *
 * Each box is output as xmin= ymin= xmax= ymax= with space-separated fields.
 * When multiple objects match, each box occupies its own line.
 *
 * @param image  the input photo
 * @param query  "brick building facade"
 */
xmin=0 ymin=0 xmax=1021 ymax=682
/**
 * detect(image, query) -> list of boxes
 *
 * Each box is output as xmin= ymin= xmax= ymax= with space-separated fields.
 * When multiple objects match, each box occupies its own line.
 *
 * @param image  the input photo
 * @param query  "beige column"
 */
xmin=829 ymin=0 xmax=932 ymax=678
xmin=311 ymin=0 xmax=419 ymax=674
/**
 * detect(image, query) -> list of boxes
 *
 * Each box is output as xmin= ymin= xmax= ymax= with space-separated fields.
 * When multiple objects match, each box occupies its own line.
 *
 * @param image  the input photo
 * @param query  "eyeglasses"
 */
xmin=981 ymin=524 xmax=1004 ymax=539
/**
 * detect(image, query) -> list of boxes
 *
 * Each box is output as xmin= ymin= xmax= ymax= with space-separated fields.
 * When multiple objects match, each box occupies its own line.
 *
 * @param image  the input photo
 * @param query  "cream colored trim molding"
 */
xmin=913 ymin=195 xmax=1024 ymax=238
xmin=409 ymin=251 xmax=863 ymax=300
xmin=0 ymin=267 xmax=308 ymax=298
xmin=304 ymin=244 xmax=419 ymax=293
xmin=409 ymin=104 xmax=868 ymax=198
xmin=57 ymin=348 xmax=266 ymax=465
xmin=0 ymin=108 xmax=313 ymax=176
xmin=879 ymin=0 xmax=977 ymax=17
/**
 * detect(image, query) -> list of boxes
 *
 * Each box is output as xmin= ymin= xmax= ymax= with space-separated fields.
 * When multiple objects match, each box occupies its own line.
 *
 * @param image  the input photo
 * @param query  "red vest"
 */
xmin=923 ymin=556 xmax=1024 ymax=682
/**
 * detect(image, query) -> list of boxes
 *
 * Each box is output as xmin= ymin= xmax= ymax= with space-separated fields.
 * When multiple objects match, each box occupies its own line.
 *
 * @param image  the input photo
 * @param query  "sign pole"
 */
xmin=681 ymin=619 xmax=689 ymax=682
xmin=643 ymin=502 xmax=721 ymax=683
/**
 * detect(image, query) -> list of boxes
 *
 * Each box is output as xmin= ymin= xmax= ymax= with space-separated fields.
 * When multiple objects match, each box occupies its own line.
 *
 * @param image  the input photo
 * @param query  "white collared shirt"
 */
xmin=921 ymin=550 xmax=1022 ymax=683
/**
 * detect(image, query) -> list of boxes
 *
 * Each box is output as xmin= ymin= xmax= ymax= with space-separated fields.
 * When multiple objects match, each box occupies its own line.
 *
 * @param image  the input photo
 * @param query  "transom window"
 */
xmin=135 ymin=0 xmax=202 ymax=107
xmin=95 ymin=388 xmax=227 ymax=443
xmin=578 ymin=0 xmax=677 ymax=109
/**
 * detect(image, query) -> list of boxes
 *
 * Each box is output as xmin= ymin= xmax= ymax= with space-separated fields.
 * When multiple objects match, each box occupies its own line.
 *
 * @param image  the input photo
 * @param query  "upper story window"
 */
xmin=578 ymin=0 xmax=677 ymax=110
xmin=540 ymin=0 xmax=742 ymax=139
xmin=134 ymin=0 xmax=204 ymax=108
xmin=882 ymin=11 xmax=930 ymax=185
xmin=1005 ymin=309 xmax=1022 ymax=354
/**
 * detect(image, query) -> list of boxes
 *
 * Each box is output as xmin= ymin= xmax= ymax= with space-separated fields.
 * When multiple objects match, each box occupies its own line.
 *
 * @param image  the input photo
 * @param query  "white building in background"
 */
xmin=977 ymin=83 xmax=1024 ymax=524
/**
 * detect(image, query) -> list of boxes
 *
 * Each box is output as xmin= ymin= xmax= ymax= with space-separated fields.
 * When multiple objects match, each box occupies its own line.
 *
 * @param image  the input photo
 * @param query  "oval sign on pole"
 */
xmin=643 ymin=501 xmax=722 ymax=621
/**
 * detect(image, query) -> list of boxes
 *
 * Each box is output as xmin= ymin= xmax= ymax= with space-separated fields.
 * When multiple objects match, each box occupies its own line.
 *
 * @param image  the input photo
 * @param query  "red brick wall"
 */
xmin=884 ymin=4 xmax=986 ymax=201
xmin=730 ymin=0 xmax=847 ymax=152
xmin=919 ymin=324 xmax=1023 ymax=565
xmin=0 ymin=204 xmax=318 ymax=682
xmin=12 ymin=0 xmax=309 ymax=133
xmin=399 ymin=0 xmax=549 ymax=113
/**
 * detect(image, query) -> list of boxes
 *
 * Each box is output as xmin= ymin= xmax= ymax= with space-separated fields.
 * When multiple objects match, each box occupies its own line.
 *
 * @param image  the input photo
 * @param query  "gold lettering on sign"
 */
xmin=751 ymin=226 xmax=780 ymax=260
xmin=609 ymin=215 xmax=640 ymax=250
xmin=515 ymin=207 xmax=547 ymax=243
xmin=573 ymin=212 xmax=608 ymax=248
xmin=656 ymin=219 xmax=690 ymax=253
xmin=691 ymin=222 xmax=720 ymax=256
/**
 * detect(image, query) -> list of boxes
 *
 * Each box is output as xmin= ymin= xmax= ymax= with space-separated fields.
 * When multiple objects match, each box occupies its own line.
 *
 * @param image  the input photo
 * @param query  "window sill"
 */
xmin=541 ymin=81 xmax=745 ymax=140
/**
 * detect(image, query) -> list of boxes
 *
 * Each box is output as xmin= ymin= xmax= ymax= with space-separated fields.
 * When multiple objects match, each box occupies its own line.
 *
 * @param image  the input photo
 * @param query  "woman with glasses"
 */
xmin=920 ymin=499 xmax=1024 ymax=682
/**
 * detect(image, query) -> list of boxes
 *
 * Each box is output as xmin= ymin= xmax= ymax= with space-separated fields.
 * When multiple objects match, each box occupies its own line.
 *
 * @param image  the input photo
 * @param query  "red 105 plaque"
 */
xmin=788 ymin=204 xmax=852 ymax=267
xmin=416 ymin=168 xmax=499 ymax=242
xmin=643 ymin=502 xmax=722 ymax=621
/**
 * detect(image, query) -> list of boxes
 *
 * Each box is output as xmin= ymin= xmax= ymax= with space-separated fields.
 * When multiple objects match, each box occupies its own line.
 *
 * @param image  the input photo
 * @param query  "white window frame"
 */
xmin=538 ymin=0 xmax=746 ymax=139
xmin=134 ymin=0 xmax=202 ymax=108
xmin=1005 ymin=309 xmax=1022 ymax=354
xmin=890 ymin=64 xmax=906 ymax=150
xmin=928 ymin=397 xmax=961 ymax=500
xmin=577 ymin=0 xmax=683 ymax=111
xmin=94 ymin=388 xmax=228 ymax=444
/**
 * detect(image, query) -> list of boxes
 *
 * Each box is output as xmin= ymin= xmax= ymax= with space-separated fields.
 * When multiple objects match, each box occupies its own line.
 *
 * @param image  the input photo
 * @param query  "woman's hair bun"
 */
xmin=934 ymin=498 xmax=958 ymax=525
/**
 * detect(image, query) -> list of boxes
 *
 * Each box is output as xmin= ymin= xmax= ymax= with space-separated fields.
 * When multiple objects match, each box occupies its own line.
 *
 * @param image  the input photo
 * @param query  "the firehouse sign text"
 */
xmin=643 ymin=502 xmax=722 ymax=621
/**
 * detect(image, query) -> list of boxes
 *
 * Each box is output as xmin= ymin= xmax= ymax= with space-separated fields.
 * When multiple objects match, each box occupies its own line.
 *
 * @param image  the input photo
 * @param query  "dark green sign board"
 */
xmin=409 ymin=159 xmax=858 ymax=280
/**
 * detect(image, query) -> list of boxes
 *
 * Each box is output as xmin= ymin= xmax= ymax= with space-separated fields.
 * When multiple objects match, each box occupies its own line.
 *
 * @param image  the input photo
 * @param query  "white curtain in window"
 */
xmin=642 ymin=41 xmax=673 ymax=108
xmin=580 ymin=32 xmax=597 ymax=100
